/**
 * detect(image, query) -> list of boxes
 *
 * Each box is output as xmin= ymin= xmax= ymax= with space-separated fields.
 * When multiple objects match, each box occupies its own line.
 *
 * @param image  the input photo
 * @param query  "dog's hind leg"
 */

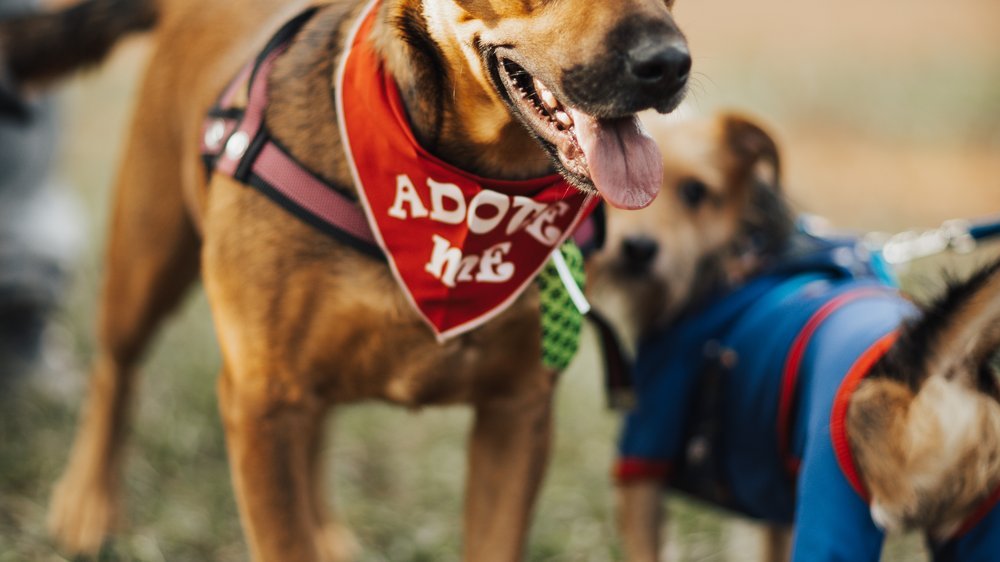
xmin=464 ymin=385 xmax=554 ymax=561
xmin=47 ymin=109 xmax=200 ymax=554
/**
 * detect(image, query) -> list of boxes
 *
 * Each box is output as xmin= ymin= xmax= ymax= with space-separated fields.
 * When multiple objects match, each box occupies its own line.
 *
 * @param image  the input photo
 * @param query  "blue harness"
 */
xmin=617 ymin=231 xmax=1000 ymax=561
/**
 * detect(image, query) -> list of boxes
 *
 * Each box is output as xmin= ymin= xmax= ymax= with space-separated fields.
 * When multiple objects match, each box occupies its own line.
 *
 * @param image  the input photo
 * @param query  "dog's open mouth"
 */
xmin=491 ymin=57 xmax=663 ymax=210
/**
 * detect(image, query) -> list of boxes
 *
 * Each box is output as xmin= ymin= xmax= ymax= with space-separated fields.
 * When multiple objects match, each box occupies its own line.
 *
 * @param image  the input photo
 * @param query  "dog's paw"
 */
xmin=47 ymin=471 xmax=120 ymax=555
xmin=316 ymin=521 xmax=361 ymax=562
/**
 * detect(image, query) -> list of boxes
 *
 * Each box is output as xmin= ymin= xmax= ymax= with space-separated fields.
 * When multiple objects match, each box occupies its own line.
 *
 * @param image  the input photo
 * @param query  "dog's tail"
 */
xmin=0 ymin=0 xmax=158 ymax=86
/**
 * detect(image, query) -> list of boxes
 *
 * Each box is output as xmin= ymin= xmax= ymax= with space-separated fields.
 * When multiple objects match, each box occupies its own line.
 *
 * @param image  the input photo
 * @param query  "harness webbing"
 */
xmin=200 ymin=8 xmax=383 ymax=259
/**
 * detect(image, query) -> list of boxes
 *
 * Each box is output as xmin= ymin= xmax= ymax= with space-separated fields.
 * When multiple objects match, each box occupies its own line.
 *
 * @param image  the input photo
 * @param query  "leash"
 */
xmin=862 ymin=215 xmax=1000 ymax=265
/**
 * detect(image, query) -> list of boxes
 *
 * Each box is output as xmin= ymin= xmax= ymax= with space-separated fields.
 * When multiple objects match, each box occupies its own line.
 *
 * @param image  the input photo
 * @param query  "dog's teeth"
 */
xmin=555 ymin=110 xmax=573 ymax=127
xmin=540 ymin=89 xmax=558 ymax=110
xmin=533 ymin=78 xmax=547 ymax=93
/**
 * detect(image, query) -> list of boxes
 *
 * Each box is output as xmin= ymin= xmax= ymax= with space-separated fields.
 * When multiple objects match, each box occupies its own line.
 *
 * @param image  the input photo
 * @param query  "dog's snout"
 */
xmin=557 ymin=14 xmax=690 ymax=116
xmin=626 ymin=41 xmax=691 ymax=87
xmin=621 ymin=236 xmax=659 ymax=269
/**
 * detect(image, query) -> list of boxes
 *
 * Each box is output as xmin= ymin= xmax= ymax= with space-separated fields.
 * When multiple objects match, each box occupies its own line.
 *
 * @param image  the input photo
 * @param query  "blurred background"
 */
xmin=0 ymin=0 xmax=998 ymax=559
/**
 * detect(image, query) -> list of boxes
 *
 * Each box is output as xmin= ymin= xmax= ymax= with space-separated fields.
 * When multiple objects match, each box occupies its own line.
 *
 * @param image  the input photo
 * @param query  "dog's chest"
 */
xmin=327 ymin=266 xmax=549 ymax=406
xmin=202 ymin=181 xmax=548 ymax=406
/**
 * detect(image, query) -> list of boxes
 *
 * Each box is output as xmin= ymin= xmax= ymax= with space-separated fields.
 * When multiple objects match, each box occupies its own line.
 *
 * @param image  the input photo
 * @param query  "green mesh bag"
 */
xmin=536 ymin=241 xmax=587 ymax=371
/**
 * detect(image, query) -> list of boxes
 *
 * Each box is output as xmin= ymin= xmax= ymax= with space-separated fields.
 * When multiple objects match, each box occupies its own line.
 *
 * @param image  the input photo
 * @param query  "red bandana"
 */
xmin=335 ymin=0 xmax=597 ymax=340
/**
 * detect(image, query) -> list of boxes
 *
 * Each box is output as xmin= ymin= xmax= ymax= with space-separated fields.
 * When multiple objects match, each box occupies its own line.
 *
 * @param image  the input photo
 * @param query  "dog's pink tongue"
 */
xmin=568 ymin=109 xmax=662 ymax=209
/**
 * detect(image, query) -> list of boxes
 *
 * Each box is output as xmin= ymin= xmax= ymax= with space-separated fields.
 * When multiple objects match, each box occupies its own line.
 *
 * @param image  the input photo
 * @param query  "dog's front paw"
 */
xmin=316 ymin=520 xmax=360 ymax=562
xmin=47 ymin=470 xmax=120 ymax=555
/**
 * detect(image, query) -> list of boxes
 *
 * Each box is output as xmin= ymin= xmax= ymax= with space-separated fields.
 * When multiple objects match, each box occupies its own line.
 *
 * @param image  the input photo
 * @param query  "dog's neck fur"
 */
xmin=264 ymin=0 xmax=554 ymax=193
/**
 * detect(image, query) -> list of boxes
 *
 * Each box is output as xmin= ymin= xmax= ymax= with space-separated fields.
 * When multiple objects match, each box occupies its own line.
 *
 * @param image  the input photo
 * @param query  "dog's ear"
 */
xmin=716 ymin=113 xmax=793 ymax=272
xmin=721 ymin=112 xmax=781 ymax=190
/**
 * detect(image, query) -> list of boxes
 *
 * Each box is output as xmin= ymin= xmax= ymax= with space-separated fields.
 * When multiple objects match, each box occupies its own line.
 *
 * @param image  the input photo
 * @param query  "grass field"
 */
xmin=1 ymin=0 xmax=999 ymax=559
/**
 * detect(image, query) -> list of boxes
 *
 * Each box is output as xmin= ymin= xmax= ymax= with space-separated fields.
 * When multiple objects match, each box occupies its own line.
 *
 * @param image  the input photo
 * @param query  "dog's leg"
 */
xmin=47 ymin=123 xmax=200 ymax=554
xmin=762 ymin=525 xmax=792 ymax=562
xmin=616 ymin=481 xmax=663 ymax=562
xmin=463 ymin=385 xmax=554 ymax=561
xmin=307 ymin=414 xmax=360 ymax=562
xmin=218 ymin=365 xmax=348 ymax=562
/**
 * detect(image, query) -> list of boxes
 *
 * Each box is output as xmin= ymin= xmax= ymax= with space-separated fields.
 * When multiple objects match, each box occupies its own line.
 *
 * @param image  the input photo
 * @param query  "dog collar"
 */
xmin=335 ymin=0 xmax=597 ymax=340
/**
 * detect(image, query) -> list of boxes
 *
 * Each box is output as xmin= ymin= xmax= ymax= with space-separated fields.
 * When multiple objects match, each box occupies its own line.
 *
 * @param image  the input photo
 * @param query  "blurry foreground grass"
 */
xmin=8 ymin=242 xmax=992 ymax=560
xmin=2 ymin=275 xmax=959 ymax=561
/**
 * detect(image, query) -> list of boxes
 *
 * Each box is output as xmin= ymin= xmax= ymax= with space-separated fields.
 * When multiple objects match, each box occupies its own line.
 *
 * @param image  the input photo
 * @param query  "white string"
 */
xmin=550 ymin=249 xmax=591 ymax=315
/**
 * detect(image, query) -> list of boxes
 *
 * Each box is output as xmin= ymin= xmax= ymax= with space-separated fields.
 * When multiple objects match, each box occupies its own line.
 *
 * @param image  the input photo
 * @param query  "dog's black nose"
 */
xmin=621 ymin=236 xmax=659 ymax=269
xmin=626 ymin=40 xmax=691 ymax=88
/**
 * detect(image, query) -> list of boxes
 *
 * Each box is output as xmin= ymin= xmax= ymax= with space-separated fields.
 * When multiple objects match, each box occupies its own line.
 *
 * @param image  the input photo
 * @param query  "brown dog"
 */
xmin=588 ymin=111 xmax=790 ymax=355
xmin=590 ymin=113 xmax=1000 ymax=561
xmin=589 ymin=111 xmax=792 ymax=561
xmin=36 ymin=0 xmax=691 ymax=560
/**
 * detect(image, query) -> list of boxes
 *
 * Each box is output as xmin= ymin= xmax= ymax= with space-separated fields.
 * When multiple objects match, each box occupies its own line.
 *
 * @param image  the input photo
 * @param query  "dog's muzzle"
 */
xmin=560 ymin=16 xmax=690 ymax=117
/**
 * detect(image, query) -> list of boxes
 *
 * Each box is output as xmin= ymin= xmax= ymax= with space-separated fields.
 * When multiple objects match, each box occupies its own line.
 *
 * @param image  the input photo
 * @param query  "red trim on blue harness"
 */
xmin=615 ymin=458 xmax=672 ymax=482
xmin=829 ymin=331 xmax=899 ymax=503
xmin=955 ymin=486 xmax=1000 ymax=537
xmin=777 ymin=287 xmax=898 ymax=476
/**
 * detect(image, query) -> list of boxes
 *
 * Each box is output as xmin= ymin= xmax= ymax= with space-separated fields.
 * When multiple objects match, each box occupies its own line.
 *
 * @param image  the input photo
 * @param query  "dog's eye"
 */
xmin=679 ymin=178 xmax=709 ymax=208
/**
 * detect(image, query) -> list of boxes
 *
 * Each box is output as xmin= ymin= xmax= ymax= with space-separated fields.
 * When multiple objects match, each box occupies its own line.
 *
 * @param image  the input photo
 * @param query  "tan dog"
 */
xmin=590 ymin=113 xmax=1000 ymax=561
xmin=28 ymin=0 xmax=691 ymax=560
xmin=588 ymin=111 xmax=790 ymax=356
xmin=589 ymin=111 xmax=792 ymax=561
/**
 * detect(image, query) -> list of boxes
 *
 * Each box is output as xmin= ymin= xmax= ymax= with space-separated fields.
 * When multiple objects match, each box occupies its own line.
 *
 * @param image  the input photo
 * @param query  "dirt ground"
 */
xmin=1 ymin=0 xmax=998 ymax=560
